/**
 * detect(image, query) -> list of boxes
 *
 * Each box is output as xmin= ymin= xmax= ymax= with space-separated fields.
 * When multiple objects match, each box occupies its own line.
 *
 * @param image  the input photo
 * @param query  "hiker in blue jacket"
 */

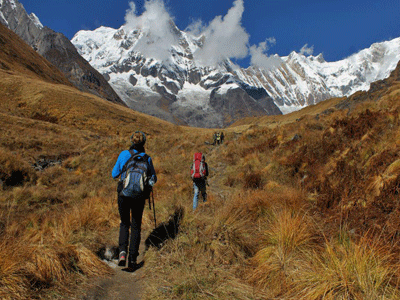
xmin=112 ymin=131 xmax=157 ymax=271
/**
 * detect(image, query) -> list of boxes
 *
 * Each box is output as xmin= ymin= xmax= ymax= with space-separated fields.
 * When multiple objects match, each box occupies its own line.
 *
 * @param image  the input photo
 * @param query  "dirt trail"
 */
xmin=206 ymin=143 xmax=231 ymax=201
xmin=76 ymin=235 xmax=147 ymax=300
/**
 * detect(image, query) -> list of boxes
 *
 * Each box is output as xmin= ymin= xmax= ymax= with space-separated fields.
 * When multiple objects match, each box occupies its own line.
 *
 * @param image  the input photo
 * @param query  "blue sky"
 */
xmin=22 ymin=0 xmax=400 ymax=67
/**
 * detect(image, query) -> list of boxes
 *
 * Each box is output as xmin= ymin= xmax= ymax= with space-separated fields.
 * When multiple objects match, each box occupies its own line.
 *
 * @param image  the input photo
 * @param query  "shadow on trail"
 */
xmin=122 ymin=261 xmax=145 ymax=273
xmin=145 ymin=206 xmax=184 ymax=251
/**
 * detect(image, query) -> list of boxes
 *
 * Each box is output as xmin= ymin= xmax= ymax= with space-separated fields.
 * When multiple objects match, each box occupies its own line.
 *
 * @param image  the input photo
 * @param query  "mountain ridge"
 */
xmin=2 ymin=0 xmax=399 ymax=129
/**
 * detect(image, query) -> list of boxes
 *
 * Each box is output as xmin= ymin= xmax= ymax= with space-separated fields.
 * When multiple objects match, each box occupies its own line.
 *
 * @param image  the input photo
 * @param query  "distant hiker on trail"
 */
xmin=190 ymin=152 xmax=209 ymax=211
xmin=220 ymin=131 xmax=224 ymax=144
xmin=216 ymin=132 xmax=221 ymax=145
xmin=112 ymin=131 xmax=157 ymax=271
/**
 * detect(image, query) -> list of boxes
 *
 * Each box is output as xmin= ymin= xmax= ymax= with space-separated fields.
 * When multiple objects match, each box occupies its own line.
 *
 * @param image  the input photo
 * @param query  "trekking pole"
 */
xmin=148 ymin=191 xmax=152 ymax=210
xmin=151 ymin=190 xmax=157 ymax=228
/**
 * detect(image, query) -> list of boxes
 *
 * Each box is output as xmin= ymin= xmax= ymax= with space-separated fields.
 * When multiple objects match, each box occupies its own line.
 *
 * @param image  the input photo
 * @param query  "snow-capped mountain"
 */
xmin=72 ymin=23 xmax=281 ymax=128
xmin=237 ymin=39 xmax=400 ymax=114
xmin=72 ymin=20 xmax=400 ymax=127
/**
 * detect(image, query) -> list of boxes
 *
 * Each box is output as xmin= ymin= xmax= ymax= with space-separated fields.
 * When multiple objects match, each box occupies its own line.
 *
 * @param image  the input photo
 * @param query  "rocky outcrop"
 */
xmin=210 ymin=86 xmax=272 ymax=127
xmin=0 ymin=22 xmax=72 ymax=85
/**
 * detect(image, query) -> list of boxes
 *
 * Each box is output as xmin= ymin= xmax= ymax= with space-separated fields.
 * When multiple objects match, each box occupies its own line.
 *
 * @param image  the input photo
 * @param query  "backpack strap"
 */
xmin=121 ymin=150 xmax=145 ymax=174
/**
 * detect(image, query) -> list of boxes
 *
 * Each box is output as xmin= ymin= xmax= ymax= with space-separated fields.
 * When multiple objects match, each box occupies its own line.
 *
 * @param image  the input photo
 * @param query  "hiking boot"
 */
xmin=118 ymin=251 xmax=127 ymax=267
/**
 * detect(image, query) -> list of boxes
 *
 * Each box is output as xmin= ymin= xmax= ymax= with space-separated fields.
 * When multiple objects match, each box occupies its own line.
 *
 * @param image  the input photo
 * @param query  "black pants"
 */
xmin=117 ymin=194 xmax=146 ymax=262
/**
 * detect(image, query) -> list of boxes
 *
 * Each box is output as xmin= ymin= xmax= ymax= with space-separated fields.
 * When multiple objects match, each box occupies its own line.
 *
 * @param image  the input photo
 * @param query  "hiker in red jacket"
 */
xmin=190 ymin=153 xmax=209 ymax=211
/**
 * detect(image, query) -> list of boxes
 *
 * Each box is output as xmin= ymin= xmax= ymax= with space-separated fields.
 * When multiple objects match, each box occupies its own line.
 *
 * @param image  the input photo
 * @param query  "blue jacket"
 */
xmin=112 ymin=149 xmax=157 ymax=184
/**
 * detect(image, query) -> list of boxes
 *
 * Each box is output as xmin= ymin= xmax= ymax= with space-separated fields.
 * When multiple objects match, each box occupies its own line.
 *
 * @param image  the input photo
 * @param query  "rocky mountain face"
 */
xmin=0 ymin=0 xmax=125 ymax=106
xmin=72 ymin=25 xmax=281 ymax=128
xmin=335 ymin=58 xmax=400 ymax=112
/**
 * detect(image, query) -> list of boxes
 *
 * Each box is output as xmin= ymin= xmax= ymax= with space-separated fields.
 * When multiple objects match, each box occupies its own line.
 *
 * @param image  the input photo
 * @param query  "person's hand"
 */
xmin=148 ymin=177 xmax=155 ymax=187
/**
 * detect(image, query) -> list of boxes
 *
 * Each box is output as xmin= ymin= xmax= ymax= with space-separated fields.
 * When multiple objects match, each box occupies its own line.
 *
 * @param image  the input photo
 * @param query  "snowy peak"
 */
xmin=2 ymin=1 xmax=400 ymax=128
xmin=72 ymin=24 xmax=281 ymax=128
xmin=28 ymin=12 xmax=42 ymax=29
xmin=1 ymin=0 xmax=17 ymax=10
xmin=238 ymin=37 xmax=400 ymax=112
xmin=311 ymin=53 xmax=325 ymax=63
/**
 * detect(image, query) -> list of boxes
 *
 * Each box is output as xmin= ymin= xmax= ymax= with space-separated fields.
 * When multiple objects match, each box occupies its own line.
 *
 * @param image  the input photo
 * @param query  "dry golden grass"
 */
xmin=0 ymin=23 xmax=72 ymax=86
xmin=230 ymin=96 xmax=346 ymax=130
xmin=291 ymin=236 xmax=400 ymax=299
xmin=248 ymin=207 xmax=315 ymax=293
xmin=138 ymin=79 xmax=400 ymax=299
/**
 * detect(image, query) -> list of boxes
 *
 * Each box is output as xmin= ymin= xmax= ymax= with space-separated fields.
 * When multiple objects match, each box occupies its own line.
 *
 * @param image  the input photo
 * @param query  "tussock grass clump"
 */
xmin=248 ymin=207 xmax=316 ymax=295
xmin=142 ymin=185 xmax=311 ymax=299
xmin=0 ymin=193 xmax=118 ymax=298
xmin=0 ymin=239 xmax=30 ymax=300
xmin=291 ymin=236 xmax=400 ymax=299
xmin=141 ymin=199 xmax=270 ymax=299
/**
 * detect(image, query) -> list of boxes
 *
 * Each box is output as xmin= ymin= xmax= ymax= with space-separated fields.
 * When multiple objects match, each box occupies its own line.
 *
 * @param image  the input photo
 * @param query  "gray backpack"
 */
xmin=120 ymin=151 xmax=150 ymax=197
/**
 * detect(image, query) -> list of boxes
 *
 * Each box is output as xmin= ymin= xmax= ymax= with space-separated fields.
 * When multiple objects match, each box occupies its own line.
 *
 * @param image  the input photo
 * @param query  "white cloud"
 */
xmin=124 ymin=2 xmax=137 ymax=28
xmin=300 ymin=44 xmax=314 ymax=56
xmin=265 ymin=37 xmax=276 ymax=46
xmin=122 ymin=0 xmax=309 ymax=69
xmin=250 ymin=39 xmax=283 ymax=70
xmin=124 ymin=0 xmax=178 ymax=62
xmin=191 ymin=0 xmax=249 ymax=66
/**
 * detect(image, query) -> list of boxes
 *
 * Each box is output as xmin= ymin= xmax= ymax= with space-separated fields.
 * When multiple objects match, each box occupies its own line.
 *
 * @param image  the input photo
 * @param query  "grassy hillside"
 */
xmin=1 ymin=21 xmax=400 ymax=299
xmin=140 ymin=64 xmax=400 ymax=299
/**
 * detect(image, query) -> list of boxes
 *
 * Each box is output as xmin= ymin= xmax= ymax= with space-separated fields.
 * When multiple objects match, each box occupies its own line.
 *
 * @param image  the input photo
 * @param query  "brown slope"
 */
xmin=0 ymin=22 xmax=71 ymax=85
xmin=0 ymin=70 xmax=180 ymax=144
